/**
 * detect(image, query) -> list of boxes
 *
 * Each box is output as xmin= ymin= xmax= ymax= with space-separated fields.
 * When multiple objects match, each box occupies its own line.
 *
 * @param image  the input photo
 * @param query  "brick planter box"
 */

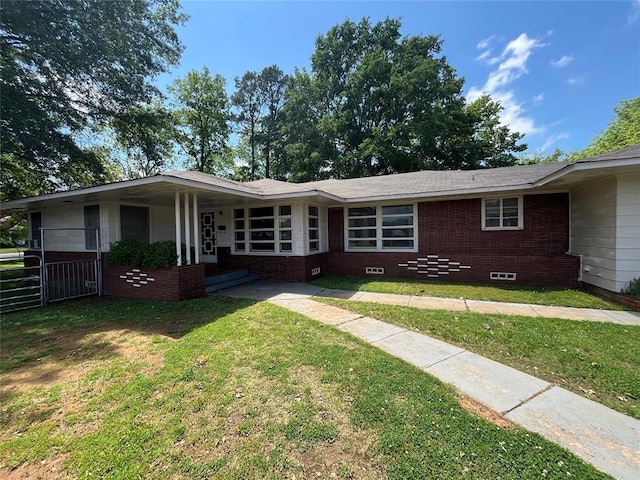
xmin=104 ymin=263 xmax=205 ymax=301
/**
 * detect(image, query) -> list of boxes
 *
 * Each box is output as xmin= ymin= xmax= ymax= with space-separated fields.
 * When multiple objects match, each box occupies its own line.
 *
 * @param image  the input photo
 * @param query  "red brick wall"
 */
xmin=218 ymin=247 xmax=327 ymax=282
xmin=326 ymin=194 xmax=580 ymax=288
xmin=104 ymin=264 xmax=205 ymax=301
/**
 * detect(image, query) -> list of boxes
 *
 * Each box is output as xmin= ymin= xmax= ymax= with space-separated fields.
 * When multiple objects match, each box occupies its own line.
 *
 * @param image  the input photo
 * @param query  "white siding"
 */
xmin=615 ymin=173 xmax=640 ymax=291
xmin=570 ymin=177 xmax=618 ymax=291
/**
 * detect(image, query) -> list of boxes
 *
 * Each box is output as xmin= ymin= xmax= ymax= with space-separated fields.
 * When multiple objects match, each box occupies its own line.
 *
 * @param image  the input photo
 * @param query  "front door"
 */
xmin=200 ymin=211 xmax=217 ymax=263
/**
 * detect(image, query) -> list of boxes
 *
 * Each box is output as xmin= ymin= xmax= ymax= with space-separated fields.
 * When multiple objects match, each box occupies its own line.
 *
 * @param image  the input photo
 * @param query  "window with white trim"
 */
xmin=233 ymin=205 xmax=292 ymax=253
xmin=482 ymin=197 xmax=523 ymax=230
xmin=308 ymin=205 xmax=319 ymax=252
xmin=345 ymin=204 xmax=416 ymax=251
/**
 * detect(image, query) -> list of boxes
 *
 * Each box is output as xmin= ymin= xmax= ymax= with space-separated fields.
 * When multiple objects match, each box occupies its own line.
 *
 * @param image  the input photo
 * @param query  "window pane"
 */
xmin=235 ymin=243 xmax=245 ymax=252
xmin=503 ymin=206 xmax=519 ymax=218
xmin=382 ymin=205 xmax=413 ymax=215
xmin=382 ymin=216 xmax=413 ymax=227
xmin=348 ymin=217 xmax=376 ymax=228
xmin=250 ymin=206 xmax=274 ymax=218
xmin=251 ymin=231 xmax=274 ymax=241
xmin=503 ymin=217 xmax=519 ymax=227
xmin=349 ymin=229 xmax=377 ymax=239
xmin=382 ymin=228 xmax=413 ymax=238
xmin=250 ymin=243 xmax=275 ymax=252
xmin=234 ymin=209 xmax=244 ymax=219
xmin=485 ymin=218 xmax=500 ymax=228
xmin=280 ymin=242 xmax=292 ymax=252
xmin=485 ymin=199 xmax=500 ymax=209
xmin=279 ymin=230 xmax=292 ymax=240
xmin=120 ymin=206 xmax=149 ymax=244
xmin=235 ymin=232 xmax=245 ymax=241
xmin=348 ymin=240 xmax=376 ymax=248
xmin=249 ymin=218 xmax=274 ymax=229
xmin=309 ymin=241 xmax=319 ymax=251
xmin=84 ymin=205 xmax=100 ymax=250
xmin=348 ymin=207 xmax=376 ymax=217
xmin=309 ymin=230 xmax=319 ymax=240
xmin=279 ymin=218 xmax=291 ymax=228
xmin=383 ymin=239 xmax=414 ymax=249
xmin=234 ymin=220 xmax=244 ymax=230
xmin=308 ymin=205 xmax=318 ymax=216
xmin=503 ymin=197 xmax=518 ymax=208
xmin=485 ymin=207 xmax=500 ymax=219
xmin=309 ymin=218 xmax=319 ymax=228
xmin=279 ymin=205 xmax=291 ymax=216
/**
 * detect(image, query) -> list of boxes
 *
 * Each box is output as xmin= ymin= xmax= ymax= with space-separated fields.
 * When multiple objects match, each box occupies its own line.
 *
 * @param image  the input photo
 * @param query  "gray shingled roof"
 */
xmin=301 ymin=162 xmax=567 ymax=199
xmin=572 ymin=144 xmax=640 ymax=163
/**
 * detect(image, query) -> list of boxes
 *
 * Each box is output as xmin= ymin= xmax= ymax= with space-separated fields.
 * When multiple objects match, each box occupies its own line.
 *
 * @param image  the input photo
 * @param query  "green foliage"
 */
xmin=623 ymin=277 xmax=640 ymax=300
xmin=231 ymin=66 xmax=288 ymax=179
xmin=110 ymin=102 xmax=178 ymax=178
xmin=0 ymin=0 xmax=186 ymax=199
xmin=169 ymin=67 xmax=232 ymax=173
xmin=570 ymin=97 xmax=640 ymax=159
xmin=277 ymin=18 xmax=526 ymax=180
xmin=105 ymin=240 xmax=178 ymax=269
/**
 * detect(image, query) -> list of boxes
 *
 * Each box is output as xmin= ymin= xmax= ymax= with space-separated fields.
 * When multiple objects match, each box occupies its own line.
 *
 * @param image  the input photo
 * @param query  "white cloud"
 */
xmin=567 ymin=76 xmax=586 ymax=86
xmin=532 ymin=93 xmax=544 ymax=104
xmin=468 ymin=33 xmax=546 ymax=136
xmin=539 ymin=132 xmax=570 ymax=152
xmin=550 ymin=55 xmax=573 ymax=68
xmin=477 ymin=35 xmax=499 ymax=50
xmin=630 ymin=0 xmax=640 ymax=23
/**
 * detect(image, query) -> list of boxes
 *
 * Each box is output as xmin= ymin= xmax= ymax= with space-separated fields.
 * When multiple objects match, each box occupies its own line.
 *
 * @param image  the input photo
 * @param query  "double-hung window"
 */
xmin=482 ymin=197 xmax=523 ymax=230
xmin=84 ymin=205 xmax=100 ymax=250
xmin=234 ymin=205 xmax=292 ymax=253
xmin=346 ymin=204 xmax=416 ymax=251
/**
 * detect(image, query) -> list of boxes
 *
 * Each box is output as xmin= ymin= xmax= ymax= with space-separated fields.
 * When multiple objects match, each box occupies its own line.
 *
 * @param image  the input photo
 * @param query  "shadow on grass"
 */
xmin=0 ymin=295 xmax=258 ymax=395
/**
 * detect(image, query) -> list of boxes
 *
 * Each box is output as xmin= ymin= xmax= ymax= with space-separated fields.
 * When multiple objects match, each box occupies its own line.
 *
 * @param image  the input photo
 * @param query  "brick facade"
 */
xmin=104 ymin=263 xmax=205 ymax=301
xmin=218 ymin=247 xmax=326 ymax=282
xmin=327 ymin=193 xmax=580 ymax=288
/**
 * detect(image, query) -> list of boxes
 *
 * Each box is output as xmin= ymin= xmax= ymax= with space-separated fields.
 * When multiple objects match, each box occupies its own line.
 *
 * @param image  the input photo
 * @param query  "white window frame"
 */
xmin=308 ymin=205 xmax=320 ymax=253
xmin=344 ymin=203 xmax=418 ymax=252
xmin=232 ymin=204 xmax=292 ymax=255
xmin=481 ymin=196 xmax=523 ymax=231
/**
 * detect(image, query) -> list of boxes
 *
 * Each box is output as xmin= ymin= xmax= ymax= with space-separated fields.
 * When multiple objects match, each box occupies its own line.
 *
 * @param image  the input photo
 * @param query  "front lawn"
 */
xmin=0 ymin=297 xmax=610 ymax=479
xmin=319 ymin=298 xmax=640 ymax=420
xmin=310 ymin=275 xmax=621 ymax=309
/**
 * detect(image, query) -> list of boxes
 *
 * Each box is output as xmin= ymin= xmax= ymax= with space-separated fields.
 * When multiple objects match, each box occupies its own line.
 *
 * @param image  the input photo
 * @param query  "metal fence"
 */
xmin=0 ymin=255 xmax=44 ymax=313
xmin=45 ymin=259 xmax=100 ymax=302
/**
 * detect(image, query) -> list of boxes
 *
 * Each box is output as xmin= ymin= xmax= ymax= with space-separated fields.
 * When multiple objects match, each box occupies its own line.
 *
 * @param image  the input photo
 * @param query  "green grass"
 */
xmin=0 ymin=297 xmax=611 ymax=479
xmin=318 ymin=298 xmax=640 ymax=419
xmin=0 ymin=247 xmax=26 ymax=254
xmin=310 ymin=275 xmax=621 ymax=309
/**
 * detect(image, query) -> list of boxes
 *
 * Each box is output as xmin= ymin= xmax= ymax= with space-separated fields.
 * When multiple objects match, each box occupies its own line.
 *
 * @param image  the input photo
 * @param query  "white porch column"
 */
xmin=184 ymin=193 xmax=192 ymax=265
xmin=174 ymin=192 xmax=182 ymax=266
xmin=192 ymin=194 xmax=200 ymax=264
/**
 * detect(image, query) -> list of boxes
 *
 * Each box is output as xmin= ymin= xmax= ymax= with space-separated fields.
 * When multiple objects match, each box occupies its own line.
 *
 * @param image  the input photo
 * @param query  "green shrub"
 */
xmin=106 ymin=240 xmax=179 ymax=269
xmin=624 ymin=277 xmax=640 ymax=300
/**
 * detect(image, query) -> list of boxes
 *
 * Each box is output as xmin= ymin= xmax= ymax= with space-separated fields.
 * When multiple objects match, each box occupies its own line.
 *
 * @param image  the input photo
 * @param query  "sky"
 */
xmin=156 ymin=0 xmax=640 ymax=155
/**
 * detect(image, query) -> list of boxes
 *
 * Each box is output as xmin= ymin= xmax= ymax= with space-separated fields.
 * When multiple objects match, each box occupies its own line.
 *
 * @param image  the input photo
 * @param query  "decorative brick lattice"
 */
xmin=201 ymin=212 xmax=216 ymax=255
xmin=398 ymin=255 xmax=471 ymax=278
xmin=119 ymin=268 xmax=155 ymax=288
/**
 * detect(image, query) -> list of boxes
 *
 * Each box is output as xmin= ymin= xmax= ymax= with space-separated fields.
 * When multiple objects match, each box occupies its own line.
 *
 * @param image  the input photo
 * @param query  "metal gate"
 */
xmin=0 ymin=228 xmax=102 ymax=314
xmin=0 ymin=254 xmax=44 ymax=313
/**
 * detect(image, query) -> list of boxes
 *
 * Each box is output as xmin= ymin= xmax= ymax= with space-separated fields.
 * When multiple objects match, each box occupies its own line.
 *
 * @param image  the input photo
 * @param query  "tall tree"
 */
xmin=111 ymin=103 xmax=177 ymax=178
xmin=279 ymin=18 xmax=526 ymax=180
xmin=0 ymin=0 xmax=185 ymax=199
xmin=231 ymin=71 xmax=262 ymax=179
xmin=257 ymin=65 xmax=288 ymax=179
xmin=570 ymin=97 xmax=640 ymax=159
xmin=168 ymin=67 xmax=231 ymax=173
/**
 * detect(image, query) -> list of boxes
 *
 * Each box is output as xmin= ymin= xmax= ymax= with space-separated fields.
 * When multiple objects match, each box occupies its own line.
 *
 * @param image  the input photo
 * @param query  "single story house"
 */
xmin=2 ymin=145 xmax=639 ymax=299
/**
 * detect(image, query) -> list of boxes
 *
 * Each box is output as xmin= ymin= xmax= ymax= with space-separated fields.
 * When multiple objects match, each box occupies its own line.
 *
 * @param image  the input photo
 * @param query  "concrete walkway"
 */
xmin=218 ymin=280 xmax=640 ymax=479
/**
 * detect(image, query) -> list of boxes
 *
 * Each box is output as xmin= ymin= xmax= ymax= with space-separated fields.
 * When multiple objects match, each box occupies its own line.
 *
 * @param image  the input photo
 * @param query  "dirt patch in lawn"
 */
xmin=0 ymin=327 xmax=167 ymax=399
xmin=458 ymin=394 xmax=513 ymax=429
xmin=0 ymin=453 xmax=71 ymax=480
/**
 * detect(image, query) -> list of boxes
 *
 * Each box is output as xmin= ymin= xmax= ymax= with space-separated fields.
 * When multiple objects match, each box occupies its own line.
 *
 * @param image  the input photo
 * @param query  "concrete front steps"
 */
xmin=205 ymin=269 xmax=257 ymax=293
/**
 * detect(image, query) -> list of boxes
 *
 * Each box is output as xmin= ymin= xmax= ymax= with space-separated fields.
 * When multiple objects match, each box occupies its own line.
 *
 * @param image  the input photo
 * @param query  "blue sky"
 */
xmin=156 ymin=1 xmax=640 ymax=155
